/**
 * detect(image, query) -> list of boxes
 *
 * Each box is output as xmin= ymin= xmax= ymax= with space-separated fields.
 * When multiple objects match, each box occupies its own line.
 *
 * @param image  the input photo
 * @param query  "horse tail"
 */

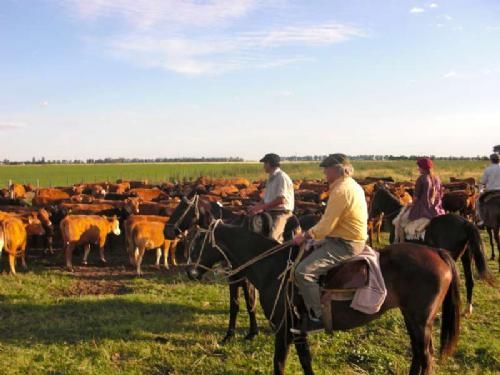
xmin=438 ymin=249 xmax=461 ymax=358
xmin=465 ymin=221 xmax=495 ymax=286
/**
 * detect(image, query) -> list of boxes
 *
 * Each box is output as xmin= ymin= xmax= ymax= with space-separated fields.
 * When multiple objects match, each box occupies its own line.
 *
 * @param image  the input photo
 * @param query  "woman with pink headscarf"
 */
xmin=393 ymin=157 xmax=444 ymax=242
xmin=409 ymin=158 xmax=445 ymax=220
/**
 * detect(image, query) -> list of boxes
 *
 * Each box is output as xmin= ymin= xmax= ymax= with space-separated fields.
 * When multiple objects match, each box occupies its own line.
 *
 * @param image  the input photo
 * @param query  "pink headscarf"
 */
xmin=417 ymin=158 xmax=433 ymax=170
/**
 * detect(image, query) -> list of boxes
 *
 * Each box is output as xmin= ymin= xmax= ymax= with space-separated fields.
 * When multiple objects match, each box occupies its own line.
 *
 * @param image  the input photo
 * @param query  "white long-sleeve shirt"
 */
xmin=480 ymin=164 xmax=500 ymax=191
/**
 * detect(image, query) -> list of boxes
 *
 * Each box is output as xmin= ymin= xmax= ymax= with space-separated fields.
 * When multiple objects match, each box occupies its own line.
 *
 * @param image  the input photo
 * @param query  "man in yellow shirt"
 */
xmin=292 ymin=153 xmax=368 ymax=333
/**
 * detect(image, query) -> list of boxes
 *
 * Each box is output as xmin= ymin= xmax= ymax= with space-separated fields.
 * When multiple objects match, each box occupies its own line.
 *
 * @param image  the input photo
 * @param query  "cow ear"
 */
xmin=28 ymin=216 xmax=34 ymax=224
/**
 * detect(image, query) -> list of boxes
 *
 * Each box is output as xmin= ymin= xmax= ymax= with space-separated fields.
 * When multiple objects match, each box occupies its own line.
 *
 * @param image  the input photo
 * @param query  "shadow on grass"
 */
xmin=0 ymin=298 xmax=225 ymax=345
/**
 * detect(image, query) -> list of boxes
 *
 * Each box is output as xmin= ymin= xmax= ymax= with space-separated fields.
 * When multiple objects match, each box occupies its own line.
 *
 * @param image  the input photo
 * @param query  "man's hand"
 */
xmin=293 ymin=232 xmax=306 ymax=246
xmin=249 ymin=203 xmax=265 ymax=215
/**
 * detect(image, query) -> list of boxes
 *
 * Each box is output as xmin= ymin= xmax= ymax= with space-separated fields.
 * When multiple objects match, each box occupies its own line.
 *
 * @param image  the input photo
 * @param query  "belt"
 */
xmin=268 ymin=210 xmax=292 ymax=214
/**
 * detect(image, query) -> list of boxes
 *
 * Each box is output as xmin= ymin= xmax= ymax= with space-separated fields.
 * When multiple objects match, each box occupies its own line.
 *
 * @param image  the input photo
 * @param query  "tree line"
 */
xmin=0 ymin=154 xmax=494 ymax=165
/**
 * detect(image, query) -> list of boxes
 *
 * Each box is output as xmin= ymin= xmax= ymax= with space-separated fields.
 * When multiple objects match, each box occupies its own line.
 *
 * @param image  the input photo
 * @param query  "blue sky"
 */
xmin=1 ymin=0 xmax=499 ymax=160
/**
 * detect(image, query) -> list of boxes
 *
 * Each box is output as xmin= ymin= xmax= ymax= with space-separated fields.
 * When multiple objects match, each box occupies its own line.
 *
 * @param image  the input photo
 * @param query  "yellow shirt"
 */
xmin=309 ymin=176 xmax=368 ymax=242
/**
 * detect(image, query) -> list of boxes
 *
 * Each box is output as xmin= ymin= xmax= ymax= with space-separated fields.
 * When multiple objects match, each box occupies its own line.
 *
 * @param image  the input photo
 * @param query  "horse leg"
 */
xmin=418 ymin=322 xmax=434 ymax=375
xmin=494 ymin=225 xmax=500 ymax=272
xmin=487 ymin=228 xmax=494 ymax=260
xmin=389 ymin=223 xmax=396 ymax=244
xmin=242 ymin=279 xmax=259 ymax=340
xmin=403 ymin=315 xmax=420 ymax=375
xmin=293 ymin=332 xmax=314 ymax=375
xmin=273 ymin=328 xmax=292 ymax=375
xmin=461 ymin=252 xmax=474 ymax=316
xmin=221 ymin=281 xmax=240 ymax=344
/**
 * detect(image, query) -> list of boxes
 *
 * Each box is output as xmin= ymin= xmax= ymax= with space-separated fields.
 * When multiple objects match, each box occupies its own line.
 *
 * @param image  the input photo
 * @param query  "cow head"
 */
xmin=37 ymin=208 xmax=53 ymax=229
xmin=26 ymin=215 xmax=46 ymax=236
xmin=108 ymin=215 xmax=121 ymax=235
xmin=124 ymin=198 xmax=141 ymax=214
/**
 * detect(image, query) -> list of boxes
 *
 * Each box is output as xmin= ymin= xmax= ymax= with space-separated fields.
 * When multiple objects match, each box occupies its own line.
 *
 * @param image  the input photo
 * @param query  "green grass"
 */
xmin=0 ymin=159 xmax=489 ymax=187
xmin=0 ymin=232 xmax=499 ymax=375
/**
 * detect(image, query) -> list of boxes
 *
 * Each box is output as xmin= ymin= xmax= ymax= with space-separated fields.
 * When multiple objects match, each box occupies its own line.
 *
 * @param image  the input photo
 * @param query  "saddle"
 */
xmin=248 ymin=212 xmax=300 ymax=241
xmin=318 ymin=258 xmax=370 ymax=334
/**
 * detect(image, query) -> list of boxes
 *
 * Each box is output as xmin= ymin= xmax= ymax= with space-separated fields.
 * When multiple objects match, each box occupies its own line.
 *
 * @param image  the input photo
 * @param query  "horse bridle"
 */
xmin=186 ymin=219 xmax=233 ymax=272
xmin=166 ymin=194 xmax=200 ymax=236
xmin=187 ymin=219 xmax=293 ymax=279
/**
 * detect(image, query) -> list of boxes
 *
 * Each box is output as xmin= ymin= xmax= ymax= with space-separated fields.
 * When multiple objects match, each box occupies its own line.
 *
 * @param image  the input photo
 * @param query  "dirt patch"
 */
xmin=40 ymin=247 xmax=182 ymax=297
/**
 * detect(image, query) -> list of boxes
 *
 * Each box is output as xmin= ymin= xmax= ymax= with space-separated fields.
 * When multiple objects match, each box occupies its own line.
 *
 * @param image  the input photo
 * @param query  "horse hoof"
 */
xmin=244 ymin=331 xmax=258 ymax=341
xmin=462 ymin=305 xmax=473 ymax=317
xmin=219 ymin=332 xmax=235 ymax=345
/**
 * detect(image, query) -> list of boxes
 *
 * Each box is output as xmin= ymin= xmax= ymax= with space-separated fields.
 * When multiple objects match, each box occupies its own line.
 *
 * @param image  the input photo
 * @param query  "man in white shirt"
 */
xmin=250 ymin=153 xmax=294 ymax=243
xmin=477 ymin=153 xmax=500 ymax=225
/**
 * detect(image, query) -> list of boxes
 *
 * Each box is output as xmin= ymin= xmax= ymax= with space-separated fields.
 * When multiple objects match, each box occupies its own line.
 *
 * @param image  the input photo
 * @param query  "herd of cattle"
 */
xmin=0 ymin=175 xmax=481 ymax=276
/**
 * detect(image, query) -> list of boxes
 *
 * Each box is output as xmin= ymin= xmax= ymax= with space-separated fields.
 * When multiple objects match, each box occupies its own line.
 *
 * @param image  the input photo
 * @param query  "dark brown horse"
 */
xmin=165 ymin=194 xmax=259 ymax=343
xmin=165 ymin=193 xmax=319 ymax=343
xmin=186 ymin=222 xmax=460 ymax=375
xmin=479 ymin=192 xmax=500 ymax=271
xmin=370 ymin=186 xmax=493 ymax=315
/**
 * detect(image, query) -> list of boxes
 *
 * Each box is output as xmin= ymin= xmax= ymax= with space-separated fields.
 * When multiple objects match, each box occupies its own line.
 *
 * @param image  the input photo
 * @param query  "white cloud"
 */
xmin=273 ymin=90 xmax=293 ymax=97
xmin=107 ymin=23 xmax=365 ymax=75
xmin=410 ymin=7 xmax=425 ymax=14
xmin=428 ymin=3 xmax=438 ymax=8
xmin=0 ymin=122 xmax=26 ymax=130
xmin=64 ymin=0 xmax=266 ymax=29
xmin=444 ymin=15 xmax=453 ymax=21
xmin=443 ymin=70 xmax=457 ymax=79
xmin=40 ymin=100 xmax=49 ymax=107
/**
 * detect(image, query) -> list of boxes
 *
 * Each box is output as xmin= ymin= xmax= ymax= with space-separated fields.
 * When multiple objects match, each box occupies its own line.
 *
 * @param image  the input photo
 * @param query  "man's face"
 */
xmin=263 ymin=162 xmax=273 ymax=174
xmin=323 ymin=166 xmax=341 ymax=184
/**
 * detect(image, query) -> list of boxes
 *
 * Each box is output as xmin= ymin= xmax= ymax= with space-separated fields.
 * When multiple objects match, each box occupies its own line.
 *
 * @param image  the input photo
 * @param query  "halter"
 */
xmin=187 ymin=219 xmax=233 ymax=272
xmin=166 ymin=194 xmax=200 ymax=236
xmin=187 ymin=219 xmax=293 ymax=279
xmin=186 ymin=219 xmax=302 ymax=334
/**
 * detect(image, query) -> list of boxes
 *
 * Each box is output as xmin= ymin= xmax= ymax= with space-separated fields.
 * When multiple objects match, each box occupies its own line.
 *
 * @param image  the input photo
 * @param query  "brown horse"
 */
xmin=186 ymin=222 xmax=460 ymax=375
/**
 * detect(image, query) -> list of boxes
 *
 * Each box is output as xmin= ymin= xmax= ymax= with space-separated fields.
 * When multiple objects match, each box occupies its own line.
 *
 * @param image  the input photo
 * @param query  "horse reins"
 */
xmin=166 ymin=194 xmax=200 ymax=236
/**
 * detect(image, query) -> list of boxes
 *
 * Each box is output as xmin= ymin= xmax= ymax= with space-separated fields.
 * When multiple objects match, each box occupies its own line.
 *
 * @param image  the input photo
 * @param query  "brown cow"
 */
xmin=33 ymin=188 xmax=72 ymax=206
xmin=0 ymin=216 xmax=29 ymax=274
xmin=130 ymin=188 xmax=168 ymax=202
xmin=108 ymin=182 xmax=130 ymax=194
xmin=60 ymin=215 xmax=121 ymax=271
xmin=9 ymin=184 xmax=27 ymax=199
xmin=129 ymin=220 xmax=179 ymax=276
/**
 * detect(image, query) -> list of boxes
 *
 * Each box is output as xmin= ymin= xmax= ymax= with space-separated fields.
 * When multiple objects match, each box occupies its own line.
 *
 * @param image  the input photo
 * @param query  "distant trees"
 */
xmin=0 ymin=154 xmax=491 ymax=166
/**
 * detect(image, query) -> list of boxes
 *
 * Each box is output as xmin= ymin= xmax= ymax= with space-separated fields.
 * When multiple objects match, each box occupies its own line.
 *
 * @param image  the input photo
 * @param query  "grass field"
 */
xmin=0 ymin=159 xmax=489 ymax=187
xmin=0 ymin=160 xmax=499 ymax=375
xmin=0 ymin=233 xmax=498 ymax=375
